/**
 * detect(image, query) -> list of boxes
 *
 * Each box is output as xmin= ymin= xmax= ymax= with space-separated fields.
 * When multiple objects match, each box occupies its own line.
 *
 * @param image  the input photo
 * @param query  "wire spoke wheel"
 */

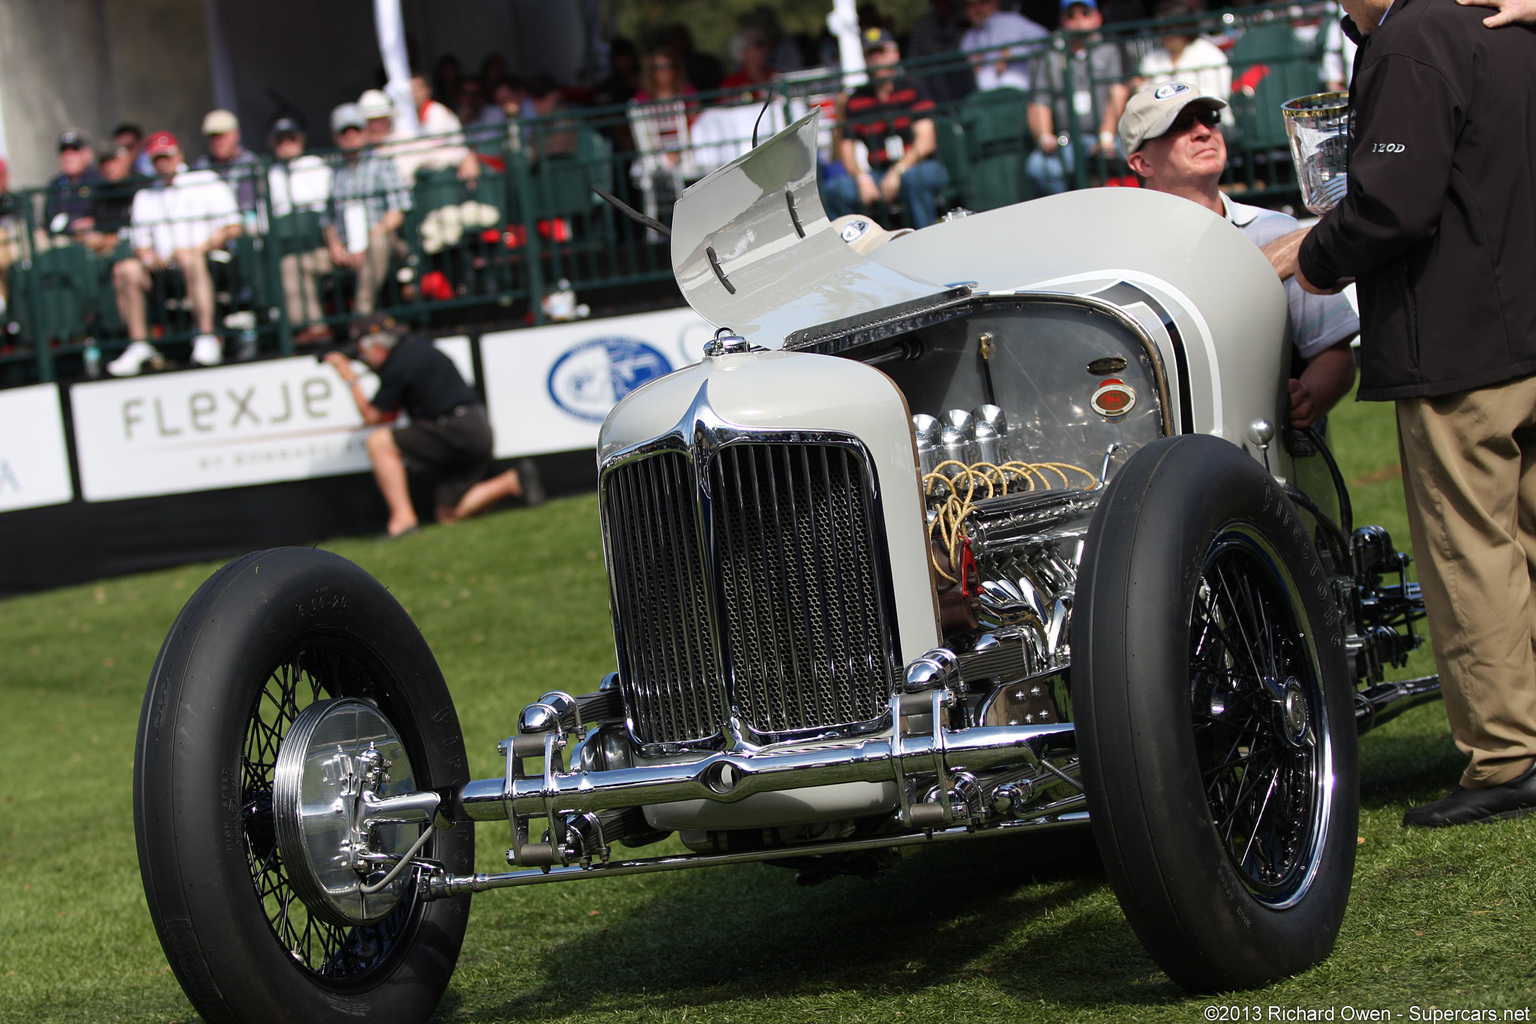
xmin=1077 ymin=435 xmax=1357 ymax=992
xmin=241 ymin=650 xmax=415 ymax=978
xmin=134 ymin=548 xmax=473 ymax=1024
xmin=1189 ymin=530 xmax=1327 ymax=907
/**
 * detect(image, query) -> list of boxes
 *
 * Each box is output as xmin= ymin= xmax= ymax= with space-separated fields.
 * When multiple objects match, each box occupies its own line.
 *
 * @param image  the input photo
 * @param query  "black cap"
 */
xmin=349 ymin=312 xmax=406 ymax=345
xmin=861 ymin=27 xmax=896 ymax=52
xmin=94 ymin=139 xmax=127 ymax=163
xmin=58 ymin=129 xmax=90 ymax=152
xmin=268 ymin=116 xmax=304 ymax=139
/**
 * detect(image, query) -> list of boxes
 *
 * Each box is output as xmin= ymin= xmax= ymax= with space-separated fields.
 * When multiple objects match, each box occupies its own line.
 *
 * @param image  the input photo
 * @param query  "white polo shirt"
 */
xmin=267 ymin=154 xmax=333 ymax=219
xmin=129 ymin=168 xmax=241 ymax=260
xmin=1223 ymin=193 xmax=1359 ymax=360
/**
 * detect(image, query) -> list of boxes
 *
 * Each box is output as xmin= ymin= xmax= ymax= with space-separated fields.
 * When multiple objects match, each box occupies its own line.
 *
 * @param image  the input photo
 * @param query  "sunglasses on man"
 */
xmin=1168 ymin=105 xmax=1222 ymax=134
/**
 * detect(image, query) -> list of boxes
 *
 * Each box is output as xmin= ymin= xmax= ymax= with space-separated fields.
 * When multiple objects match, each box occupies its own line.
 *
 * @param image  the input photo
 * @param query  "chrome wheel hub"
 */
xmin=1276 ymin=677 xmax=1310 ymax=748
xmin=273 ymin=698 xmax=440 ymax=927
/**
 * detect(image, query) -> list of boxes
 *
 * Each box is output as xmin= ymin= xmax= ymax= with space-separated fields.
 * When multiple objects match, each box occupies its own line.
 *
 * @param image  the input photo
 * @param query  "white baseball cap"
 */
xmin=357 ymin=89 xmax=394 ymax=119
xmin=1118 ymin=81 xmax=1227 ymax=155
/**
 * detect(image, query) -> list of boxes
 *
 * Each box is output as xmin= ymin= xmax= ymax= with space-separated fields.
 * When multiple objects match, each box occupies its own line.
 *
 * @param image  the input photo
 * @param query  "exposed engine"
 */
xmin=910 ymin=402 xmax=1102 ymax=735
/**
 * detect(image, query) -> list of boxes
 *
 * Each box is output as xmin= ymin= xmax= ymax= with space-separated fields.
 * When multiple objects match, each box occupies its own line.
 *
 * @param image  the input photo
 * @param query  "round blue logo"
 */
xmin=547 ymin=337 xmax=673 ymax=422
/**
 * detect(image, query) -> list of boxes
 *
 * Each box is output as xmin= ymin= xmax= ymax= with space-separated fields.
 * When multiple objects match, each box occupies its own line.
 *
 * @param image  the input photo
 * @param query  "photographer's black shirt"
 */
xmin=371 ymin=335 xmax=480 ymax=421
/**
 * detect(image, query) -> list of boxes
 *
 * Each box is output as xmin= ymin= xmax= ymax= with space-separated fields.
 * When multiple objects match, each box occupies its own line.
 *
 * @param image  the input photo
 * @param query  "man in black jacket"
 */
xmin=1267 ymin=0 xmax=1536 ymax=826
xmin=325 ymin=314 xmax=526 ymax=538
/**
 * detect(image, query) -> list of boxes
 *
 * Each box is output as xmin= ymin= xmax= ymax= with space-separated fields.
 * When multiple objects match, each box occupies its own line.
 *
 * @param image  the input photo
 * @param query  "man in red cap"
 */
xmin=107 ymin=131 xmax=242 ymax=375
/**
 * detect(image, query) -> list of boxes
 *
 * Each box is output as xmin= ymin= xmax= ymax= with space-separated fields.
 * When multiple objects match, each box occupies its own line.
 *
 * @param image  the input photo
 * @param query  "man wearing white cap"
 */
xmin=358 ymin=89 xmax=399 ymax=148
xmin=193 ymin=109 xmax=261 ymax=219
xmin=322 ymin=103 xmax=411 ymax=317
xmin=1119 ymin=80 xmax=1356 ymax=429
xmin=358 ymin=80 xmax=478 ymax=185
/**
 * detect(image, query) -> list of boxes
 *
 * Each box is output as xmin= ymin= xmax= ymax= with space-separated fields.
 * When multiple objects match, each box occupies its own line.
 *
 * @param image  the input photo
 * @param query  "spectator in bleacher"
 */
xmin=357 ymin=81 xmax=479 ymax=186
xmin=42 ymin=130 xmax=101 ymax=242
xmin=631 ymin=45 xmax=698 ymax=150
xmin=490 ymin=76 xmax=536 ymax=157
xmin=322 ymin=103 xmax=409 ymax=319
xmin=1135 ymin=0 xmax=1231 ymax=100
xmin=359 ymin=88 xmax=397 ymax=148
xmin=114 ymin=123 xmax=155 ymax=177
xmin=0 ymin=157 xmax=18 ymax=315
xmin=411 ymin=73 xmax=482 ymax=185
xmin=720 ymin=27 xmax=777 ymax=103
xmin=1025 ymin=0 xmax=1131 ymax=195
xmin=1119 ymin=81 xmax=1355 ymax=427
xmin=525 ymin=75 xmax=578 ymax=161
xmin=324 ymin=312 xmax=527 ymax=538
xmin=825 ymin=29 xmax=949 ymax=229
xmin=593 ymin=37 xmax=642 ymax=107
xmin=663 ymin=23 xmax=723 ymax=94
xmin=193 ymin=109 xmax=263 ymax=223
xmin=633 ymin=46 xmax=697 ymax=110
xmin=106 ymin=132 xmax=242 ymax=375
xmin=433 ymin=54 xmax=464 ymax=107
xmin=735 ymin=5 xmax=803 ymax=75
xmin=908 ymin=0 xmax=977 ymax=105
xmin=457 ymin=75 xmax=507 ymax=157
xmin=266 ymin=118 xmax=331 ymax=219
xmin=267 ymin=116 xmax=335 ymax=345
xmin=458 ymin=75 xmax=505 ymax=131
xmin=481 ymin=53 xmax=510 ymax=97
xmin=961 ymin=0 xmax=1050 ymax=92
xmin=628 ymin=47 xmax=700 ymax=220
xmin=83 ymin=139 xmax=149 ymax=256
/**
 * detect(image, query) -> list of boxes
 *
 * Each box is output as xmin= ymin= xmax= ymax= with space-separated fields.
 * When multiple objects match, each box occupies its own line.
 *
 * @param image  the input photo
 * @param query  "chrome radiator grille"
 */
xmin=602 ymin=441 xmax=896 ymax=746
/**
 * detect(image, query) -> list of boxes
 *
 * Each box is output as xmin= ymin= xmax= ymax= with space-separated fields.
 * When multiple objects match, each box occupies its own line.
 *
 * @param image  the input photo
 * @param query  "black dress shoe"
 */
xmin=1403 ymin=760 xmax=1536 ymax=827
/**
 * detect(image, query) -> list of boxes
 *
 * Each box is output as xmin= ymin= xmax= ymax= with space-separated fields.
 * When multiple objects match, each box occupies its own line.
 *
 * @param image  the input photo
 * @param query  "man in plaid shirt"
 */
xmin=323 ymin=102 xmax=411 ymax=315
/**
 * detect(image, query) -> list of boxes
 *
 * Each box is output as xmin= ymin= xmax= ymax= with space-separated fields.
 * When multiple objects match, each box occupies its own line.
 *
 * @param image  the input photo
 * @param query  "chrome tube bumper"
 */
xmin=456 ymin=717 xmax=1075 ymax=824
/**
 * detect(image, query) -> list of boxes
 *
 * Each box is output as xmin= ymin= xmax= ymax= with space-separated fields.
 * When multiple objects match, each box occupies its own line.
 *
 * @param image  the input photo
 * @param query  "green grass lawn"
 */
xmin=2 ymin=389 xmax=1533 ymax=1024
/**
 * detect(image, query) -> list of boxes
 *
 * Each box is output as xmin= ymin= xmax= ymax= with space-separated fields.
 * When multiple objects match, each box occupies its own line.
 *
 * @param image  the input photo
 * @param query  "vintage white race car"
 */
xmin=133 ymin=115 xmax=1436 ymax=1024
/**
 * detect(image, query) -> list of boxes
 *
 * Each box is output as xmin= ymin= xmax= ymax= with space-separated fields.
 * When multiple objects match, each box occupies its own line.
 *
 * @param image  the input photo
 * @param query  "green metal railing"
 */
xmin=0 ymin=0 xmax=1339 ymax=386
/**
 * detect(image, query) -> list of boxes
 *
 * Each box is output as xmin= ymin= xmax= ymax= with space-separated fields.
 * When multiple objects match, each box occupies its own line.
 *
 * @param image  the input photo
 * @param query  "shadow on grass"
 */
xmin=1356 ymin=706 xmax=1463 ymax=812
xmin=462 ymin=828 xmax=1184 ymax=1022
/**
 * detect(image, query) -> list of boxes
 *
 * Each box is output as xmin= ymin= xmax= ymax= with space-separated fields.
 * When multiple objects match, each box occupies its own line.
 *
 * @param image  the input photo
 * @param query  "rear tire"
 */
xmin=134 ymin=547 xmax=473 ymax=1024
xmin=1076 ymin=435 xmax=1357 ymax=991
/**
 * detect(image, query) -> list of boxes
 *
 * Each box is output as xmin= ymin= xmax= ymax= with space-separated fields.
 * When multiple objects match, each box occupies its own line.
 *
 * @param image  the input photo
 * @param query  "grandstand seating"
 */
xmin=0 ymin=0 xmax=1338 ymax=384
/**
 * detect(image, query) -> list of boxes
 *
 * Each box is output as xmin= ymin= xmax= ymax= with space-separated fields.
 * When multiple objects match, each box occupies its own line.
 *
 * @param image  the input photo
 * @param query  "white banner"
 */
xmin=72 ymin=338 xmax=475 ymax=502
xmin=0 ymin=384 xmax=74 ymax=512
xmin=482 ymin=307 xmax=715 ymax=458
xmin=73 ymin=355 xmax=372 ymax=501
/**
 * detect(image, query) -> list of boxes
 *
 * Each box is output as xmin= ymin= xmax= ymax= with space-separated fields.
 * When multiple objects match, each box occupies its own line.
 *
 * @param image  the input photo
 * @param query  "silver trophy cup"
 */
xmin=1283 ymin=92 xmax=1350 ymax=215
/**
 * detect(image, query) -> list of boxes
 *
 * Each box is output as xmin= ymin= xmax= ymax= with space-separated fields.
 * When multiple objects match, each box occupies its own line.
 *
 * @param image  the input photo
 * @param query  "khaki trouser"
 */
xmin=1397 ymin=375 xmax=1536 ymax=787
xmin=312 ymin=225 xmax=394 ymax=320
xmin=113 ymin=250 xmax=218 ymax=339
xmin=0 ymin=219 xmax=18 ymax=311
xmin=279 ymin=247 xmax=331 ymax=326
xmin=352 ymin=225 xmax=394 ymax=315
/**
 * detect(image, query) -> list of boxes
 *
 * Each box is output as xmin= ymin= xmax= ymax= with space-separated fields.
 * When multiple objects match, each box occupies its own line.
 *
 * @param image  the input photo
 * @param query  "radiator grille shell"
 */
xmin=601 ymin=437 xmax=898 ymax=748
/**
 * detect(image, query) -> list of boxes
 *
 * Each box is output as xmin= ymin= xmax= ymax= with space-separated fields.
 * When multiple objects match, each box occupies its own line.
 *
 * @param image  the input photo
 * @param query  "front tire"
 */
xmin=1076 ymin=435 xmax=1358 ymax=992
xmin=134 ymin=547 xmax=474 ymax=1024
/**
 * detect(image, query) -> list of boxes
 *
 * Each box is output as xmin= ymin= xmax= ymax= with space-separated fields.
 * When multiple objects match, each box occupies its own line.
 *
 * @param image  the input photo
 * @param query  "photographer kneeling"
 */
xmin=325 ymin=313 xmax=527 ymax=538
